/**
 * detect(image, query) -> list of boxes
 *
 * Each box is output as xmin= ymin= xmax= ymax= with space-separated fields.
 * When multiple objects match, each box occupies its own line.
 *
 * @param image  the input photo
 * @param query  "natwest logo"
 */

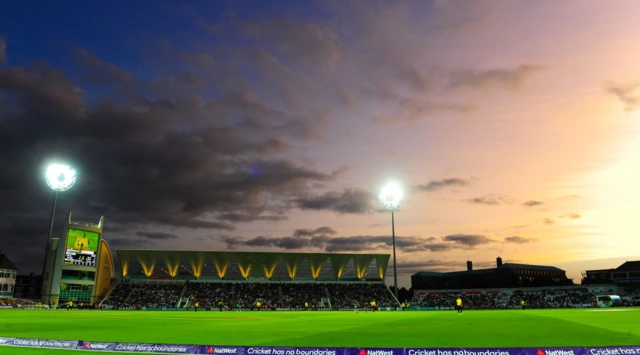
xmin=360 ymin=350 xmax=367 ymax=355
xmin=206 ymin=347 xmax=238 ymax=354
xmin=538 ymin=350 xmax=546 ymax=355
xmin=83 ymin=342 xmax=110 ymax=350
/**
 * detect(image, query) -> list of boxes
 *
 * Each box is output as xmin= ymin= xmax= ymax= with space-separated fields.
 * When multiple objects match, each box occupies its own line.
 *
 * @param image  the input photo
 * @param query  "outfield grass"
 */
xmin=1 ymin=309 xmax=639 ymax=355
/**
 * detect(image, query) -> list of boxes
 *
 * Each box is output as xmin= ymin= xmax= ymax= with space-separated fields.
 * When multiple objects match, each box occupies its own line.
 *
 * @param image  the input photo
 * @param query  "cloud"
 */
xmin=523 ymin=200 xmax=544 ymax=207
xmin=416 ymin=178 xmax=471 ymax=192
xmin=447 ymin=65 xmax=545 ymax=91
xmin=442 ymin=234 xmax=494 ymax=247
xmin=543 ymin=218 xmax=555 ymax=225
xmin=218 ymin=228 xmax=459 ymax=253
xmin=560 ymin=213 xmax=582 ymax=219
xmin=294 ymin=188 xmax=375 ymax=214
xmin=606 ymin=82 xmax=640 ymax=112
xmin=504 ymin=236 xmax=536 ymax=244
xmin=0 ymin=42 xmax=347 ymax=269
xmin=135 ymin=231 xmax=179 ymax=240
xmin=464 ymin=195 xmax=514 ymax=206
xmin=377 ymin=99 xmax=474 ymax=123
xmin=0 ymin=38 xmax=6 ymax=63
xmin=511 ymin=222 xmax=535 ymax=229
xmin=219 ymin=236 xmax=244 ymax=250
xmin=109 ymin=238 xmax=156 ymax=248
xmin=293 ymin=227 xmax=337 ymax=238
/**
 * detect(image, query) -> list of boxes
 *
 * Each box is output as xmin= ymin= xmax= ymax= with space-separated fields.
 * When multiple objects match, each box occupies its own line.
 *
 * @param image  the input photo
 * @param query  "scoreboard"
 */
xmin=64 ymin=249 xmax=97 ymax=267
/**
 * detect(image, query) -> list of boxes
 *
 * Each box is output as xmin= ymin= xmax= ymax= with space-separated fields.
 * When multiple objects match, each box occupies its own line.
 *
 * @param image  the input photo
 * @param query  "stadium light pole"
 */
xmin=378 ymin=182 xmax=404 ymax=303
xmin=41 ymin=163 xmax=77 ymax=291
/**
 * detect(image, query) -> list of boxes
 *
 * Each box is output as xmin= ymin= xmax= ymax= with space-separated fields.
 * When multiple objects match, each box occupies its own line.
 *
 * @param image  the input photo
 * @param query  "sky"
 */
xmin=1 ymin=0 xmax=640 ymax=288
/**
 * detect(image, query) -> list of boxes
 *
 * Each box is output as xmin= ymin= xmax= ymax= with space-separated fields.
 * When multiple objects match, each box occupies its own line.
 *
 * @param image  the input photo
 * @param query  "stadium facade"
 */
xmin=411 ymin=257 xmax=571 ymax=290
xmin=117 ymin=250 xmax=390 ymax=282
xmin=13 ymin=273 xmax=43 ymax=300
xmin=42 ymin=213 xmax=115 ymax=306
xmin=582 ymin=260 xmax=640 ymax=286
xmin=0 ymin=253 xmax=18 ymax=298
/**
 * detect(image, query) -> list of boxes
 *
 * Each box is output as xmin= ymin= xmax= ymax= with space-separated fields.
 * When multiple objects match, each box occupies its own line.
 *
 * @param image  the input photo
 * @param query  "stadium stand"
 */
xmin=123 ymin=283 xmax=182 ymax=308
xmin=100 ymin=281 xmax=135 ymax=309
xmin=234 ymin=283 xmax=281 ymax=309
xmin=410 ymin=287 xmax=620 ymax=309
xmin=182 ymin=282 xmax=233 ymax=309
xmin=0 ymin=298 xmax=40 ymax=307
xmin=621 ymin=288 xmax=640 ymax=306
xmin=281 ymin=283 xmax=327 ymax=308
xmin=100 ymin=281 xmax=398 ymax=310
xmin=325 ymin=283 xmax=397 ymax=308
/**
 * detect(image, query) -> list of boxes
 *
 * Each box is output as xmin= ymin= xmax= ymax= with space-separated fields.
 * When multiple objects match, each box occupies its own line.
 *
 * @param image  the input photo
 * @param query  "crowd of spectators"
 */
xmin=123 ymin=283 xmax=182 ymax=308
xmin=185 ymin=282 xmax=233 ymax=309
xmin=414 ymin=293 xmax=498 ymax=309
xmin=101 ymin=282 xmax=640 ymax=310
xmin=507 ymin=290 xmax=594 ymax=308
xmin=412 ymin=289 xmax=600 ymax=309
xmin=326 ymin=283 xmax=397 ymax=308
xmin=621 ymin=289 xmax=640 ymax=306
xmin=0 ymin=298 xmax=40 ymax=307
xmin=234 ymin=283 xmax=280 ymax=308
xmin=281 ymin=283 xmax=327 ymax=308
xmin=101 ymin=282 xmax=134 ymax=308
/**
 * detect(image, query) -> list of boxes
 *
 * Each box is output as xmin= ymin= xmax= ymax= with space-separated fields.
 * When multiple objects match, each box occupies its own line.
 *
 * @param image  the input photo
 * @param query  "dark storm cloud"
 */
xmin=135 ymin=231 xmax=179 ymax=240
xmin=606 ymin=82 xmax=640 ymax=112
xmin=0 ymin=52 xmax=338 ymax=223
xmin=464 ymin=195 xmax=514 ymax=206
xmin=416 ymin=178 xmax=471 ymax=192
xmin=218 ymin=228 xmax=496 ymax=253
xmin=0 ymin=44 xmax=341 ymax=268
xmin=504 ymin=236 xmax=536 ymax=244
xmin=523 ymin=200 xmax=544 ymax=207
xmin=441 ymin=234 xmax=494 ymax=247
xmin=294 ymin=188 xmax=375 ymax=214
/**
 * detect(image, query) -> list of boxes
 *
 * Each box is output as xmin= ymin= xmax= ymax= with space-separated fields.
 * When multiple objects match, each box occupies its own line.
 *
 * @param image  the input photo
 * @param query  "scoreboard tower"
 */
xmin=42 ymin=212 xmax=115 ymax=307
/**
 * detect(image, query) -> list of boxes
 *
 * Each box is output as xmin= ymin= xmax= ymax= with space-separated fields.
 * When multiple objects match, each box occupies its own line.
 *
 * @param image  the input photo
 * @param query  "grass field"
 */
xmin=1 ymin=309 xmax=640 ymax=355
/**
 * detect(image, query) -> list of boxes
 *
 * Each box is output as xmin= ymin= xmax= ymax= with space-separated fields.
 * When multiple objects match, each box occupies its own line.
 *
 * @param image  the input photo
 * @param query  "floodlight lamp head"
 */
xmin=46 ymin=163 xmax=76 ymax=192
xmin=378 ymin=182 xmax=404 ymax=210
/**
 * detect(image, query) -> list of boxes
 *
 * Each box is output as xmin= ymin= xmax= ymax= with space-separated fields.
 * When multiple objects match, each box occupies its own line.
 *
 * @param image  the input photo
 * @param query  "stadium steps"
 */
xmin=98 ymin=280 xmax=121 ymax=308
xmin=175 ymin=284 xmax=188 ymax=308
xmin=386 ymin=286 xmax=400 ymax=306
xmin=123 ymin=285 xmax=136 ymax=304
xmin=323 ymin=285 xmax=332 ymax=308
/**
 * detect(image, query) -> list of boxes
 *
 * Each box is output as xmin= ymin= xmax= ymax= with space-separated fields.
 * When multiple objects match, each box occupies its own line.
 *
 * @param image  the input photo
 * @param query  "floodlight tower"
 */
xmin=41 ymin=163 xmax=77 ymax=282
xmin=378 ymin=182 xmax=404 ymax=302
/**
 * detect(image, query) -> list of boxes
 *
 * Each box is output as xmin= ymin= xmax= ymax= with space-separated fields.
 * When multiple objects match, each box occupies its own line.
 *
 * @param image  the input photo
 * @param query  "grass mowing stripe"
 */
xmin=535 ymin=309 xmax=640 ymax=338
